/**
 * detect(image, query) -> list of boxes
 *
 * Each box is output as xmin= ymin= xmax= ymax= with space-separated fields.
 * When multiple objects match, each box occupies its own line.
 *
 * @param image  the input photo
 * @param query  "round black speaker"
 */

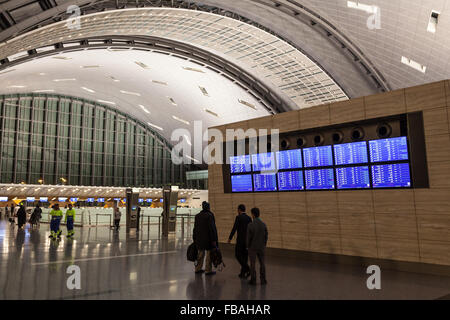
xmin=332 ymin=131 xmax=343 ymax=144
xmin=351 ymin=127 xmax=364 ymax=141
xmin=297 ymin=137 xmax=306 ymax=148
xmin=376 ymin=123 xmax=392 ymax=138
xmin=314 ymin=134 xmax=324 ymax=146
xmin=281 ymin=139 xmax=290 ymax=150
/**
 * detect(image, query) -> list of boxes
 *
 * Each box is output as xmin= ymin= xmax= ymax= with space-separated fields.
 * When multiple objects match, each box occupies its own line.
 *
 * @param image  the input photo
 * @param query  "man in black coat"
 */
xmin=247 ymin=207 xmax=268 ymax=285
xmin=228 ymin=204 xmax=252 ymax=278
xmin=193 ymin=201 xmax=218 ymax=275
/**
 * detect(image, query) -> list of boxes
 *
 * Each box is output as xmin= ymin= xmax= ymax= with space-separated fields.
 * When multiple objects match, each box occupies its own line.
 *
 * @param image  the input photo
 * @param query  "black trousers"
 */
xmin=235 ymin=243 xmax=250 ymax=275
xmin=249 ymin=249 xmax=266 ymax=281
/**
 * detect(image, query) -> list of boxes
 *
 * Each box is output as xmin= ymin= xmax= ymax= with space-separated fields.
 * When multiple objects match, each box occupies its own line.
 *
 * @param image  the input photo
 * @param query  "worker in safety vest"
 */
xmin=65 ymin=203 xmax=76 ymax=238
xmin=49 ymin=203 xmax=63 ymax=239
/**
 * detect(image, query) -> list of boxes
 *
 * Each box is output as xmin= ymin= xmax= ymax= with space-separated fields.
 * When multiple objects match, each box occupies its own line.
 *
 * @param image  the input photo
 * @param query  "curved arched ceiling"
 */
xmin=0 ymin=7 xmax=348 ymax=109
xmin=0 ymin=48 xmax=271 ymax=147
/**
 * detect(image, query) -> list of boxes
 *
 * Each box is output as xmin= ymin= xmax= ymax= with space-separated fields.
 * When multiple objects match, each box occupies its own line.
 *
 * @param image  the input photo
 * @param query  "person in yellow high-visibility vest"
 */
xmin=65 ymin=203 xmax=76 ymax=238
xmin=49 ymin=203 xmax=63 ymax=239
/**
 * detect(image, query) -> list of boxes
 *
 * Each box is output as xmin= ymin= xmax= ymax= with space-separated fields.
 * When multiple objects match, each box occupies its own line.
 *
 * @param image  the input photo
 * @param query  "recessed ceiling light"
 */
xmin=147 ymin=122 xmax=163 ymax=131
xmin=0 ymin=69 xmax=16 ymax=75
xmin=53 ymin=78 xmax=76 ymax=82
xmin=401 ymin=56 xmax=426 ymax=73
xmin=183 ymin=66 xmax=205 ymax=73
xmin=139 ymin=105 xmax=151 ymax=114
xmin=38 ymin=73 xmax=46 ymax=76
xmin=81 ymin=87 xmax=95 ymax=93
xmin=238 ymin=99 xmax=257 ymax=110
xmin=97 ymin=99 xmax=116 ymax=105
xmin=109 ymin=76 xmax=120 ymax=82
xmin=52 ymin=56 xmax=72 ymax=60
xmin=167 ymin=97 xmax=177 ymax=106
xmin=81 ymin=65 xmax=102 ymax=69
xmin=199 ymin=86 xmax=209 ymax=97
xmin=152 ymin=80 xmax=168 ymax=85
xmin=204 ymin=108 xmax=219 ymax=117
xmin=7 ymin=85 xmax=26 ymax=88
xmin=135 ymin=61 xmax=150 ymax=69
xmin=33 ymin=89 xmax=55 ymax=93
xmin=427 ymin=10 xmax=440 ymax=33
xmin=120 ymin=90 xmax=141 ymax=96
xmin=172 ymin=115 xmax=190 ymax=125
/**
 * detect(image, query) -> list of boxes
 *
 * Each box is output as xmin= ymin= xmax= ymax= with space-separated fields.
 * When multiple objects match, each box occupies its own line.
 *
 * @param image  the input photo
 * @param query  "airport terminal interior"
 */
xmin=0 ymin=0 xmax=450 ymax=301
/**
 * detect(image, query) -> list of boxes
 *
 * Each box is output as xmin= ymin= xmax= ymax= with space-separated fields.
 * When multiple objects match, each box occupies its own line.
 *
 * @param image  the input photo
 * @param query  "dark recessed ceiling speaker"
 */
xmin=351 ymin=127 xmax=365 ymax=141
xmin=281 ymin=139 xmax=290 ymax=150
xmin=314 ymin=134 xmax=324 ymax=146
xmin=332 ymin=131 xmax=344 ymax=144
xmin=376 ymin=123 xmax=392 ymax=138
xmin=296 ymin=137 xmax=306 ymax=148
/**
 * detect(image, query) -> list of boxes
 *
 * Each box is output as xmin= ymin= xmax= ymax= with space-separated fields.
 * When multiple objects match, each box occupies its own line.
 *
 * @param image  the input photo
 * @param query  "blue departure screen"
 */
xmin=230 ymin=155 xmax=252 ymax=173
xmin=251 ymin=152 xmax=276 ymax=171
xmin=231 ymin=174 xmax=253 ymax=192
xmin=305 ymin=169 xmax=335 ymax=190
xmin=334 ymin=141 xmax=368 ymax=165
xmin=372 ymin=163 xmax=411 ymax=188
xmin=87 ymin=198 xmax=94 ymax=202
xmin=277 ymin=171 xmax=304 ymax=191
xmin=253 ymin=173 xmax=277 ymax=192
xmin=369 ymin=137 xmax=409 ymax=162
xmin=336 ymin=166 xmax=370 ymax=189
xmin=276 ymin=149 xmax=303 ymax=170
xmin=97 ymin=198 xmax=105 ymax=202
xmin=303 ymin=146 xmax=333 ymax=167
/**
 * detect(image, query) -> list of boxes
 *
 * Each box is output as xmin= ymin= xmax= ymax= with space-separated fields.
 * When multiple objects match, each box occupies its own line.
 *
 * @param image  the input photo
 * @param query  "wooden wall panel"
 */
xmin=299 ymin=104 xmax=330 ymax=129
xmin=420 ymin=240 xmax=450 ymax=265
xmin=416 ymin=214 xmax=450 ymax=242
xmin=428 ymin=161 xmax=450 ymax=188
xmin=279 ymin=193 xmax=309 ymax=251
xmin=329 ymin=98 xmax=365 ymax=124
xmin=209 ymin=79 xmax=450 ymax=267
xmin=424 ymin=134 xmax=450 ymax=163
xmin=422 ymin=107 xmax=449 ymax=136
xmin=405 ymin=81 xmax=447 ymax=112
xmin=364 ymin=89 xmax=406 ymax=118
xmin=253 ymin=193 xmax=283 ymax=248
xmin=272 ymin=110 xmax=300 ymax=133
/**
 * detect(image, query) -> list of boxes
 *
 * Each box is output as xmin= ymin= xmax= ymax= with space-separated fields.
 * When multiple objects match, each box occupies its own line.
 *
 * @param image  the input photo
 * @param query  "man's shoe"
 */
xmin=195 ymin=270 xmax=205 ymax=274
xmin=205 ymin=271 xmax=216 ymax=276
xmin=238 ymin=273 xmax=244 ymax=278
xmin=243 ymin=271 xmax=251 ymax=278
xmin=261 ymin=279 xmax=267 ymax=285
xmin=248 ymin=280 xmax=257 ymax=285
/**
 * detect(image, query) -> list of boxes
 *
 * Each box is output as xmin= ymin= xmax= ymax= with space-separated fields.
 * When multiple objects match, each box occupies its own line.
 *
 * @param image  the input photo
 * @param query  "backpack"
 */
xmin=187 ymin=242 xmax=198 ymax=262
xmin=210 ymin=247 xmax=226 ymax=271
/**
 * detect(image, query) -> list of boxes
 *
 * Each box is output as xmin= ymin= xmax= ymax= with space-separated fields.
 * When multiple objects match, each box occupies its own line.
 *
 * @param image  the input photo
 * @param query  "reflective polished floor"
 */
xmin=1 ymin=220 xmax=449 ymax=300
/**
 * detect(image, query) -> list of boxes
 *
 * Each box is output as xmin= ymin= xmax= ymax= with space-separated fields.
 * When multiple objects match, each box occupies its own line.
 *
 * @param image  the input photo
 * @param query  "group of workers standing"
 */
xmin=193 ymin=201 xmax=268 ymax=286
xmin=48 ymin=203 xmax=76 ymax=240
xmin=3 ymin=202 xmax=76 ymax=240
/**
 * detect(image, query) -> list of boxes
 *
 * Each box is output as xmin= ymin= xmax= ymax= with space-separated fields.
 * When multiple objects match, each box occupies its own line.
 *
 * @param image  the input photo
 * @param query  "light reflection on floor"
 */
xmin=0 ymin=220 xmax=449 ymax=300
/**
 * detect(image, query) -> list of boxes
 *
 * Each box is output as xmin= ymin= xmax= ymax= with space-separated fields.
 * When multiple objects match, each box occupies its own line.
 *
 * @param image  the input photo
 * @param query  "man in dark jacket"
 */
xmin=247 ymin=207 xmax=268 ymax=285
xmin=193 ymin=201 xmax=218 ymax=275
xmin=17 ymin=204 xmax=27 ymax=229
xmin=228 ymin=204 xmax=252 ymax=278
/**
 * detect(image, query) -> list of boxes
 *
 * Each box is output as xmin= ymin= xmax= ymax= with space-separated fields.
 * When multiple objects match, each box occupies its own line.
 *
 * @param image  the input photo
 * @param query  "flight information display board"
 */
xmin=231 ymin=174 xmax=253 ymax=192
xmin=336 ymin=166 xmax=370 ymax=189
xmin=369 ymin=136 xmax=409 ymax=162
xmin=334 ymin=141 xmax=368 ymax=165
xmin=277 ymin=171 xmax=304 ymax=191
xmin=372 ymin=163 xmax=411 ymax=188
xmin=305 ymin=169 xmax=335 ymax=190
xmin=253 ymin=173 xmax=277 ymax=192
xmin=276 ymin=149 xmax=303 ymax=170
xmin=303 ymin=146 xmax=333 ymax=168
xmin=251 ymin=152 xmax=276 ymax=171
xmin=230 ymin=155 xmax=252 ymax=173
